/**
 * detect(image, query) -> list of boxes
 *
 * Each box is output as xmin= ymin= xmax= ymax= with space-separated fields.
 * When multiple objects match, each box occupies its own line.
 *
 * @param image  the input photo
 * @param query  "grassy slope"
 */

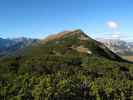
xmin=0 ymin=30 xmax=133 ymax=99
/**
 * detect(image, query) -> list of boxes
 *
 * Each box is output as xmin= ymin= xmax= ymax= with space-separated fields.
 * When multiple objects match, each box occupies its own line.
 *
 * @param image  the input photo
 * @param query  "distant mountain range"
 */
xmin=97 ymin=39 xmax=133 ymax=56
xmin=0 ymin=33 xmax=132 ymax=57
xmin=0 ymin=37 xmax=39 ymax=56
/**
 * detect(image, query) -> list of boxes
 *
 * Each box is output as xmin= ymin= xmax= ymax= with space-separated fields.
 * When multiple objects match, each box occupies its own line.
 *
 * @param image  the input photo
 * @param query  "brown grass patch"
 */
xmin=122 ymin=56 xmax=133 ymax=61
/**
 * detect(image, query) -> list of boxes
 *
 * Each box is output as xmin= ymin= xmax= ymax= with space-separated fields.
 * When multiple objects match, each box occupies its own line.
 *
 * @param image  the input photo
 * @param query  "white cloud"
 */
xmin=112 ymin=33 xmax=120 ymax=39
xmin=107 ymin=21 xmax=119 ymax=30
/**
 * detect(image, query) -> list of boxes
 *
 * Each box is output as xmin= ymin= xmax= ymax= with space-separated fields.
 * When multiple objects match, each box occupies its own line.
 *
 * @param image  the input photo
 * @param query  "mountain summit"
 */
xmin=43 ymin=29 xmax=89 ymax=43
xmin=35 ymin=29 xmax=127 ymax=61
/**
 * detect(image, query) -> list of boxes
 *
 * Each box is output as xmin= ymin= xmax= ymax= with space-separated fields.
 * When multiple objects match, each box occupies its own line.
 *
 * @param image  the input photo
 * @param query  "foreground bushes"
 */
xmin=0 ymin=55 xmax=133 ymax=100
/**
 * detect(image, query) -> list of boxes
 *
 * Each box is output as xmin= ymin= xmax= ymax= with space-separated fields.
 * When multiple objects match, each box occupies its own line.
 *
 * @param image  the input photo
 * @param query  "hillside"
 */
xmin=0 ymin=29 xmax=133 ymax=100
xmin=22 ymin=29 xmax=128 ymax=62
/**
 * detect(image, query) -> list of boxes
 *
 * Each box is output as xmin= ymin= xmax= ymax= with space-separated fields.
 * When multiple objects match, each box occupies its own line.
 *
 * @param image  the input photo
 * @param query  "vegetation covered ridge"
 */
xmin=0 ymin=29 xmax=133 ymax=100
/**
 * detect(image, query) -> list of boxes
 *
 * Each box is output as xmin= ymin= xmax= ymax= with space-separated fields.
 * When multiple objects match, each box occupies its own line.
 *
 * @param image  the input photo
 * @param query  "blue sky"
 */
xmin=0 ymin=0 xmax=133 ymax=41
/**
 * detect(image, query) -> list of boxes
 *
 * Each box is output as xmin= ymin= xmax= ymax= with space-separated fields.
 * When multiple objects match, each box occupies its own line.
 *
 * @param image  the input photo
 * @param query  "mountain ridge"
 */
xmin=0 ymin=37 xmax=39 ymax=56
xmin=0 ymin=29 xmax=132 ymax=63
xmin=42 ymin=29 xmax=89 ymax=43
xmin=20 ymin=29 xmax=131 ymax=63
xmin=97 ymin=38 xmax=133 ymax=56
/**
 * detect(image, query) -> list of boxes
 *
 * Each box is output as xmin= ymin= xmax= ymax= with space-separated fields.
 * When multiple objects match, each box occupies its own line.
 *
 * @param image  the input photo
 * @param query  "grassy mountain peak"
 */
xmin=31 ymin=29 xmax=127 ymax=62
xmin=43 ymin=29 xmax=89 ymax=43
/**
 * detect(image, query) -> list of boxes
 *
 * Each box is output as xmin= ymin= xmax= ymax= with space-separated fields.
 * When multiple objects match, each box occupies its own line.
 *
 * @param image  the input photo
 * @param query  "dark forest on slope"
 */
xmin=0 ymin=30 xmax=133 ymax=100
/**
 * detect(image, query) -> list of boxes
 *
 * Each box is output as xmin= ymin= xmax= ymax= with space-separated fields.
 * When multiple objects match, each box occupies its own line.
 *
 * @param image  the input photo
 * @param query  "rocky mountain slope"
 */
xmin=0 ymin=37 xmax=39 ymax=56
xmin=97 ymin=39 xmax=133 ymax=56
